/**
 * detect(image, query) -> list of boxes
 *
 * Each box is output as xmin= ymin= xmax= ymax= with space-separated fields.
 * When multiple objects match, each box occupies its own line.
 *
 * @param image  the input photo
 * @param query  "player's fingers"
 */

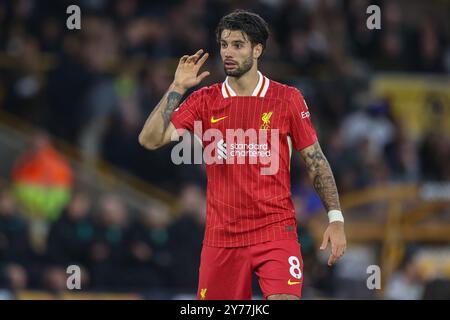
xmin=196 ymin=52 xmax=209 ymax=67
xmin=193 ymin=48 xmax=204 ymax=59
xmin=331 ymin=242 xmax=339 ymax=257
xmin=340 ymin=244 xmax=347 ymax=257
xmin=179 ymin=55 xmax=189 ymax=64
xmin=320 ymin=232 xmax=329 ymax=250
xmin=328 ymin=254 xmax=337 ymax=266
xmin=185 ymin=55 xmax=195 ymax=64
xmin=334 ymin=245 xmax=344 ymax=260
xmin=332 ymin=245 xmax=347 ymax=265
xmin=187 ymin=49 xmax=203 ymax=63
xmin=197 ymin=71 xmax=210 ymax=82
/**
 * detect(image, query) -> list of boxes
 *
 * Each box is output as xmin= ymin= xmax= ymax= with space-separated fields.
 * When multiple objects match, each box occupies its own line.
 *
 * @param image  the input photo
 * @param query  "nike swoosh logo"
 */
xmin=211 ymin=116 xmax=227 ymax=123
xmin=288 ymin=279 xmax=301 ymax=285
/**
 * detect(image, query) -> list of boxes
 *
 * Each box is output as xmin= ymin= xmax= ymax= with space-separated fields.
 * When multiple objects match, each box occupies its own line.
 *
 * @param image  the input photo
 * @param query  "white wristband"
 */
xmin=328 ymin=210 xmax=344 ymax=223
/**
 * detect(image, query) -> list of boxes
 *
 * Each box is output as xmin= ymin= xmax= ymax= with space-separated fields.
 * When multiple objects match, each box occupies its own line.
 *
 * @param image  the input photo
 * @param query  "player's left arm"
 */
xmin=299 ymin=141 xmax=347 ymax=266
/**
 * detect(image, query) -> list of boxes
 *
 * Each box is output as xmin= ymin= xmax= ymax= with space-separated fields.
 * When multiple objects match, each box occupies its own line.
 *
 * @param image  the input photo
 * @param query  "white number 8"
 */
xmin=288 ymin=256 xmax=302 ymax=279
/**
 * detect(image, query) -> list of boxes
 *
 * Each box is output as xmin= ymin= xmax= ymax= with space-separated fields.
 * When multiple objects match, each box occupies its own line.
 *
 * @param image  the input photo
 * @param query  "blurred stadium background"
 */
xmin=0 ymin=0 xmax=449 ymax=300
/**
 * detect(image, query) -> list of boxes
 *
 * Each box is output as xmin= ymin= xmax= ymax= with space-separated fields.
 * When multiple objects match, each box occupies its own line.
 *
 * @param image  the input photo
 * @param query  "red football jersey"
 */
xmin=171 ymin=71 xmax=317 ymax=247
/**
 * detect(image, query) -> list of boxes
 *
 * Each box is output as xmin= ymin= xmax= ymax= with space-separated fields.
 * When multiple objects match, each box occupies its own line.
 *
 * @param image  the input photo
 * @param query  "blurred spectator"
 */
xmin=123 ymin=202 xmax=172 ymax=292
xmin=46 ymin=191 xmax=94 ymax=267
xmin=41 ymin=266 xmax=68 ymax=295
xmin=38 ymin=16 xmax=63 ymax=53
xmin=97 ymin=61 xmax=142 ymax=167
xmin=384 ymin=124 xmax=420 ymax=182
xmin=419 ymin=131 xmax=450 ymax=181
xmin=88 ymin=193 xmax=128 ymax=290
xmin=0 ymin=263 xmax=28 ymax=294
xmin=168 ymin=184 xmax=206 ymax=293
xmin=411 ymin=17 xmax=446 ymax=73
xmin=78 ymin=17 xmax=122 ymax=160
xmin=3 ymin=35 xmax=47 ymax=126
xmin=375 ymin=31 xmax=409 ymax=71
xmin=45 ymin=32 xmax=92 ymax=143
xmin=385 ymin=256 xmax=425 ymax=300
xmin=341 ymin=98 xmax=395 ymax=158
xmin=11 ymin=131 xmax=73 ymax=221
xmin=0 ymin=189 xmax=32 ymax=264
xmin=346 ymin=0 xmax=378 ymax=61
xmin=0 ymin=189 xmax=31 ymax=294
xmin=41 ymin=264 xmax=90 ymax=295
xmin=373 ymin=1 xmax=411 ymax=71
xmin=285 ymin=28 xmax=324 ymax=76
xmin=0 ymin=190 xmax=33 ymax=294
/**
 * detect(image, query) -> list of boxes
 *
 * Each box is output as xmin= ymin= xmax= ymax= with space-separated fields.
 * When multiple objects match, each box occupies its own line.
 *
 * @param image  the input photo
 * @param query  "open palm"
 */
xmin=173 ymin=49 xmax=210 ymax=91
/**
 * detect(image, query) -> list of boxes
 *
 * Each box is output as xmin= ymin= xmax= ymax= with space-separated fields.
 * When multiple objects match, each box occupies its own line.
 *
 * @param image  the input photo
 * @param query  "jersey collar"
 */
xmin=221 ymin=71 xmax=270 ymax=98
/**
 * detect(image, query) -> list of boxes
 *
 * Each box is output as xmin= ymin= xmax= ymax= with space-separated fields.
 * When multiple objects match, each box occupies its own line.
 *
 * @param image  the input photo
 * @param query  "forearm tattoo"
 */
xmin=301 ymin=142 xmax=341 ymax=212
xmin=161 ymin=91 xmax=182 ymax=129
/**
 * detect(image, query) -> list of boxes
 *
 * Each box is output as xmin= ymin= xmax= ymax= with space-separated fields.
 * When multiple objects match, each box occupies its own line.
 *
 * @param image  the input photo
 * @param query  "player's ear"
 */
xmin=253 ymin=44 xmax=263 ymax=59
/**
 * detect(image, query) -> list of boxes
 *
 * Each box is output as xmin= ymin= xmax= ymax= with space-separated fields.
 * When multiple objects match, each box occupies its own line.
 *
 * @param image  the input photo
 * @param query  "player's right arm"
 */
xmin=138 ymin=49 xmax=210 ymax=150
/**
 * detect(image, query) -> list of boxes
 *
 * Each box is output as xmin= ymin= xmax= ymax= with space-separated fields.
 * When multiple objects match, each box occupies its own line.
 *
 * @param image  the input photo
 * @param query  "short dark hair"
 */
xmin=216 ymin=10 xmax=269 ymax=52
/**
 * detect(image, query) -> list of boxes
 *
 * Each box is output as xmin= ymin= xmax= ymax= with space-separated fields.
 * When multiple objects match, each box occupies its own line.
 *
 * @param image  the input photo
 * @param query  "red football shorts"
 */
xmin=197 ymin=239 xmax=303 ymax=300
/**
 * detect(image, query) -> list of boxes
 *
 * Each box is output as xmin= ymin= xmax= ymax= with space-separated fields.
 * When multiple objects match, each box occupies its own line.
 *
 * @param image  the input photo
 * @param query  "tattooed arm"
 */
xmin=139 ymin=49 xmax=210 ymax=150
xmin=299 ymin=141 xmax=347 ymax=266
xmin=138 ymin=86 xmax=183 ymax=150
xmin=299 ymin=141 xmax=341 ymax=212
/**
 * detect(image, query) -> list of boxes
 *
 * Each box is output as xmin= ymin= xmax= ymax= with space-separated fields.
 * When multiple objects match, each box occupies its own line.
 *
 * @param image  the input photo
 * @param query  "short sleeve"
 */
xmin=288 ymin=88 xmax=318 ymax=150
xmin=170 ymin=89 xmax=205 ymax=132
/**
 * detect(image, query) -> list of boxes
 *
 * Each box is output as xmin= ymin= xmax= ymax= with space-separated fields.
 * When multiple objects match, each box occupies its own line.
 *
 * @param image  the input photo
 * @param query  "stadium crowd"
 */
xmin=0 ymin=181 xmax=209 ymax=298
xmin=0 ymin=0 xmax=449 ymax=299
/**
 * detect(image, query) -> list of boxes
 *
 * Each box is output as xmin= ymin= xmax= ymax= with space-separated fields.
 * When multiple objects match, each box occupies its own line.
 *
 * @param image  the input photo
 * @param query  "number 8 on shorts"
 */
xmin=288 ymin=256 xmax=302 ymax=280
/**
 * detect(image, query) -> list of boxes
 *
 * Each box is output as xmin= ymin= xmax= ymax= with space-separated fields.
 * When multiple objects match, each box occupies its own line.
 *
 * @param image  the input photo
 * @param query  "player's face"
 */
xmin=220 ymin=29 xmax=261 ymax=77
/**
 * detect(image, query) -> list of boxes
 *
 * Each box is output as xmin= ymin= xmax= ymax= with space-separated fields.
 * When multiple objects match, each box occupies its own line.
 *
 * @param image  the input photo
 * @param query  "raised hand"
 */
xmin=173 ymin=49 xmax=210 ymax=92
